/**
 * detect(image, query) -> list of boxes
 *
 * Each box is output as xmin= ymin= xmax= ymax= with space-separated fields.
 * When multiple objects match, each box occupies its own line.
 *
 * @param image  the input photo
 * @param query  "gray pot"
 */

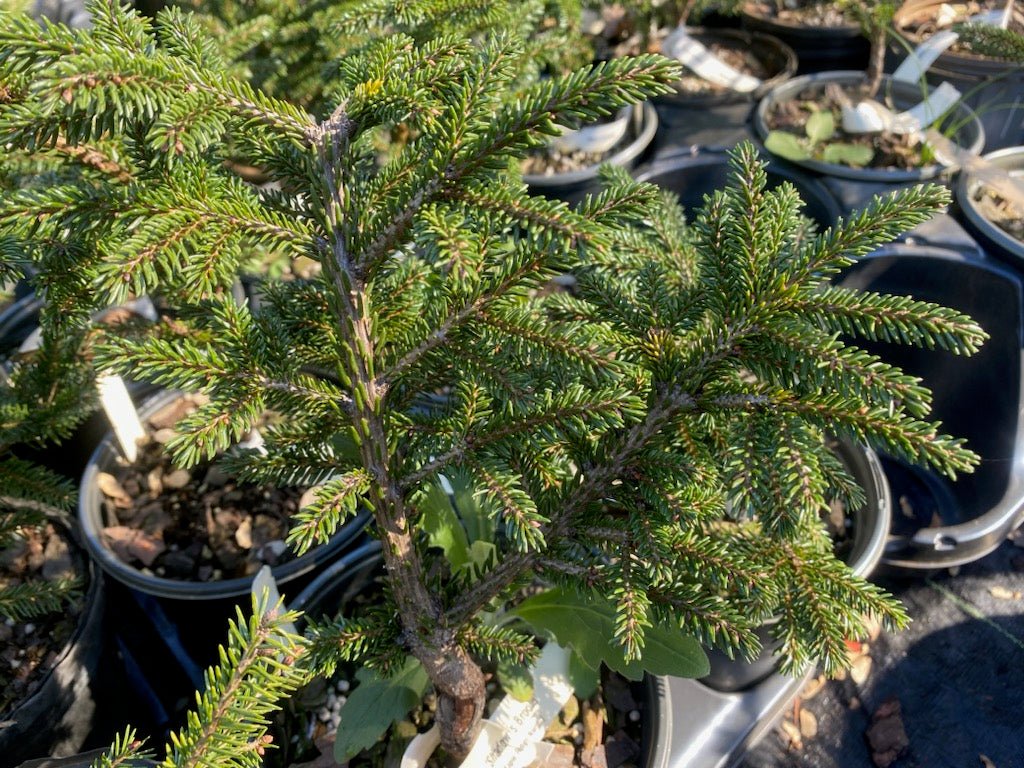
xmin=956 ymin=146 xmax=1024 ymax=266
xmin=77 ymin=388 xmax=370 ymax=600
xmin=740 ymin=4 xmax=868 ymax=74
xmin=755 ymin=70 xmax=986 ymax=181
xmin=523 ymin=102 xmax=658 ymax=205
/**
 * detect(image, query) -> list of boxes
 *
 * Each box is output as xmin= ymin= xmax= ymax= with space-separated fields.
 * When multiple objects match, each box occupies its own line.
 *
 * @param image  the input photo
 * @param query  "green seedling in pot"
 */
xmin=764 ymin=108 xmax=875 ymax=166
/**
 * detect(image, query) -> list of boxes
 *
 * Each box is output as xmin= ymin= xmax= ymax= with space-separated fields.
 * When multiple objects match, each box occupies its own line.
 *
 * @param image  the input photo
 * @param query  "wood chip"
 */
xmin=850 ymin=654 xmax=873 ymax=685
xmin=980 ymin=755 xmax=997 ymax=768
xmin=582 ymin=700 xmax=603 ymax=753
xmin=779 ymin=718 xmax=802 ymax=750
xmin=799 ymin=709 xmax=818 ymax=739
xmin=531 ymin=744 xmax=575 ymax=768
xmin=103 ymin=525 xmax=166 ymax=566
xmin=97 ymin=472 xmax=133 ymax=507
xmin=235 ymin=518 xmax=253 ymax=549
xmin=990 ymin=585 xmax=1022 ymax=600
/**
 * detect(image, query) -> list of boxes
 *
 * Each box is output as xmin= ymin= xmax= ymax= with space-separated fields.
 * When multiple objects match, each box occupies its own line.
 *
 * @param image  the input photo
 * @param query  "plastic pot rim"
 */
xmin=77 ymin=388 xmax=370 ymax=600
xmin=754 ymin=70 xmax=986 ymax=181
xmin=654 ymin=27 xmax=798 ymax=108
xmin=632 ymin=149 xmax=842 ymax=229
xmin=956 ymin=146 xmax=1024 ymax=265
xmin=523 ymin=102 xmax=658 ymax=189
xmin=740 ymin=4 xmax=862 ymax=38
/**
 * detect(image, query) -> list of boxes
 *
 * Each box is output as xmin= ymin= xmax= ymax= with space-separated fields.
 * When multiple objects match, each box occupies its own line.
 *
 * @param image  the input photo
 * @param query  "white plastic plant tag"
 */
xmin=400 ymin=642 xmax=574 ymax=768
xmin=841 ymin=83 xmax=963 ymax=135
xmin=898 ymin=81 xmax=963 ymax=132
xmin=252 ymin=565 xmax=298 ymax=635
xmin=553 ymin=107 xmax=631 ymax=154
xmin=662 ymin=27 xmax=761 ymax=93
xmin=891 ymin=30 xmax=960 ymax=83
xmin=238 ymin=427 xmax=266 ymax=454
xmin=97 ymin=373 xmax=147 ymax=463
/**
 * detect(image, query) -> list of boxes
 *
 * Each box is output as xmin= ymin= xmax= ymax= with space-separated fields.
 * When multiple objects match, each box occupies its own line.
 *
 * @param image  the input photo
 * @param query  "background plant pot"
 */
xmin=523 ymin=102 xmax=658 ymax=205
xmin=633 ymin=149 xmax=840 ymax=231
xmin=837 ymin=244 xmax=1024 ymax=568
xmin=955 ymin=146 xmax=1024 ymax=266
xmin=755 ymin=71 xmax=986 ymax=182
xmin=892 ymin=0 xmax=1024 ymax=151
xmin=77 ymin=388 xmax=371 ymax=668
xmin=1 ymin=522 xmax=106 ymax=765
xmin=740 ymin=3 xmax=869 ymax=74
xmin=699 ymin=440 xmax=892 ymax=693
xmin=652 ymin=28 xmax=797 ymax=149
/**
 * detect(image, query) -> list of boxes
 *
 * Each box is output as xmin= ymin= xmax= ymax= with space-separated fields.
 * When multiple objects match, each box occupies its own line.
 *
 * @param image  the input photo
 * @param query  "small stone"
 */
xmin=336 ymin=679 xmax=350 ymax=693
xmin=299 ymin=486 xmax=321 ymax=509
xmin=22 ymin=623 xmax=34 ymax=635
xmin=801 ymin=674 xmax=827 ymax=700
xmin=628 ymin=709 xmax=640 ymax=722
xmin=103 ymin=525 xmax=166 ymax=567
xmin=866 ymin=697 xmax=909 ymax=768
xmin=146 ymin=467 xmax=163 ymax=497
xmin=259 ymin=539 xmax=288 ymax=564
xmin=235 ymin=518 xmax=253 ymax=549
xmin=799 ymin=709 xmax=818 ymax=739
xmin=152 ymin=428 xmax=176 ymax=444
xmin=850 ymin=654 xmax=873 ymax=685
xmin=41 ymin=533 xmax=72 ymax=580
xmin=990 ymin=585 xmax=1022 ymax=600
xmin=163 ymin=469 xmax=191 ymax=490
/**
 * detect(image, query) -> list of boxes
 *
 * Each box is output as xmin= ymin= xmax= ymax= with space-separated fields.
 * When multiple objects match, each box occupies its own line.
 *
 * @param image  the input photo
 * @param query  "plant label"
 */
xmin=252 ymin=565 xmax=298 ymax=635
xmin=97 ymin=373 xmax=147 ymax=463
xmin=400 ymin=643 xmax=574 ymax=768
xmin=662 ymin=27 xmax=761 ymax=93
xmin=892 ymin=30 xmax=959 ymax=83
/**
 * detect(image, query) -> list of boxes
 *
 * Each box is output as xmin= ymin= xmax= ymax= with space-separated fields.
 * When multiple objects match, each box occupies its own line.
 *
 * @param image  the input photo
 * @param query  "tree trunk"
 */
xmin=418 ymin=642 xmax=487 ymax=760
xmin=865 ymin=30 xmax=886 ymax=100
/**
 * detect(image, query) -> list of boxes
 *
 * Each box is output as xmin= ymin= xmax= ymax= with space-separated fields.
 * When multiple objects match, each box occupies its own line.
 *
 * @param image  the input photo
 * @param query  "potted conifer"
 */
xmin=0 ymin=1 xmax=989 ymax=765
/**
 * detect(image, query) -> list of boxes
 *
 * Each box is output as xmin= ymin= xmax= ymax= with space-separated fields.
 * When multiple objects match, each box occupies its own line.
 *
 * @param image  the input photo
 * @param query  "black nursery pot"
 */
xmin=955 ymin=146 xmax=1024 ymax=268
xmin=698 ymin=441 xmax=892 ymax=693
xmin=0 ymin=295 xmax=161 ymax=482
xmin=77 ymin=388 xmax=370 ymax=668
xmin=289 ymin=542 xmax=677 ymax=768
xmin=837 ymin=245 xmax=1024 ymax=568
xmin=740 ymin=3 xmax=869 ymax=74
xmin=1 ymin=523 xmax=106 ymax=765
xmin=633 ymin=149 xmax=841 ymax=231
xmin=523 ymin=102 xmax=658 ymax=206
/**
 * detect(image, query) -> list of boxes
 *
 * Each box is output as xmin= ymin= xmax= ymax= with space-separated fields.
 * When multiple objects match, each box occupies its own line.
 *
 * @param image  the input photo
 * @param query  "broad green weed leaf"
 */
xmin=821 ymin=142 xmax=874 ymax=167
xmin=512 ymin=588 xmax=709 ymax=680
xmin=805 ymin=110 xmax=834 ymax=144
xmin=764 ymin=131 xmax=811 ymax=162
xmin=334 ymin=658 xmax=430 ymax=762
